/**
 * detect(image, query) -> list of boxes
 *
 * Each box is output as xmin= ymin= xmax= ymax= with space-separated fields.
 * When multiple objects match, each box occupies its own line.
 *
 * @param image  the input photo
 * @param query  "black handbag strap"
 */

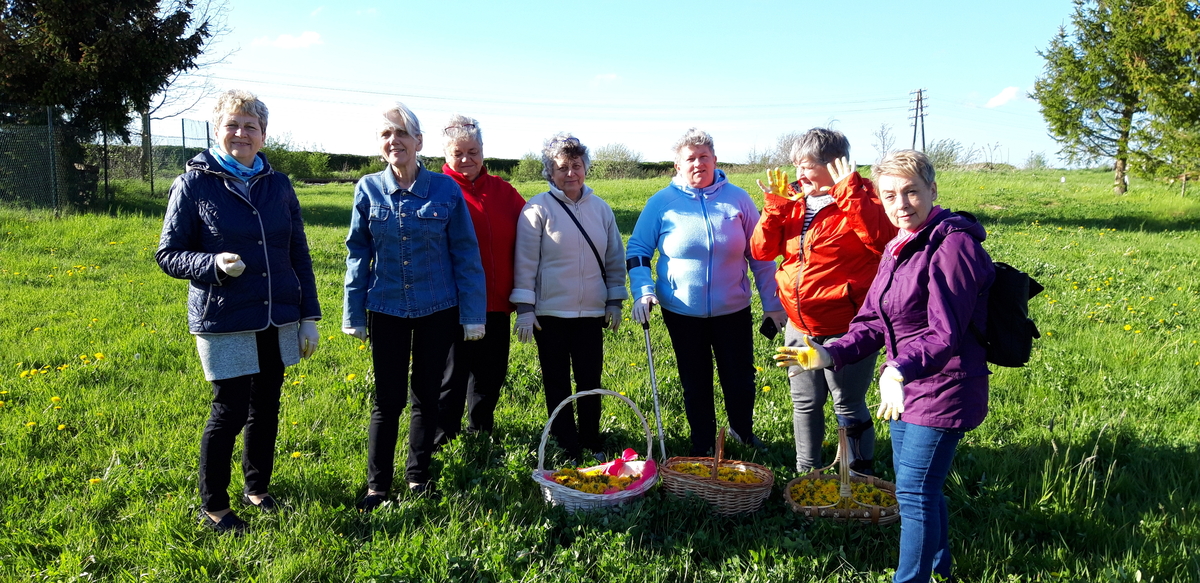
xmin=551 ymin=194 xmax=607 ymax=282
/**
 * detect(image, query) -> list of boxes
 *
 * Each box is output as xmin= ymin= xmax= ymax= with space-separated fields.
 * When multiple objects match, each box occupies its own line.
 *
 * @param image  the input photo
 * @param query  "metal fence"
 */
xmin=0 ymin=104 xmax=83 ymax=213
xmin=84 ymin=119 xmax=209 ymax=198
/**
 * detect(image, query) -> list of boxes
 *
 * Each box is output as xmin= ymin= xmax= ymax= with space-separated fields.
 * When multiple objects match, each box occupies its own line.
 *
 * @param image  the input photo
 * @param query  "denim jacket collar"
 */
xmin=382 ymin=165 xmax=430 ymax=198
xmin=547 ymin=182 xmax=594 ymax=206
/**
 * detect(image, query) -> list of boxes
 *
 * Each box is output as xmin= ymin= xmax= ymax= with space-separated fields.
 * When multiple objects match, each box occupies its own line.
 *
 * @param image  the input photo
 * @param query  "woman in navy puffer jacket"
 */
xmin=157 ymin=90 xmax=321 ymax=534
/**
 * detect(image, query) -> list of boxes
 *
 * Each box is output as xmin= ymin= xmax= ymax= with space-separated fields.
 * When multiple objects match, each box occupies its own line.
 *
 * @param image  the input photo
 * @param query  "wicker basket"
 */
xmin=784 ymin=426 xmax=900 ymax=525
xmin=661 ymin=428 xmax=774 ymax=515
xmin=532 ymin=389 xmax=659 ymax=512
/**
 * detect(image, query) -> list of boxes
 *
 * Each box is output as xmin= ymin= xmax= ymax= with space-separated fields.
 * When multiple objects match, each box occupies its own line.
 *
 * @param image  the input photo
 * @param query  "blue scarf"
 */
xmin=209 ymin=147 xmax=263 ymax=182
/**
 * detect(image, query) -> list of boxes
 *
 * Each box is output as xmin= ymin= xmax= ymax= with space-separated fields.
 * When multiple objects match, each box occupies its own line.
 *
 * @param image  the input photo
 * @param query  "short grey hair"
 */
xmin=791 ymin=127 xmax=850 ymax=165
xmin=442 ymin=114 xmax=482 ymax=149
xmin=873 ymin=149 xmax=936 ymax=187
xmin=672 ymin=128 xmax=715 ymax=160
xmin=212 ymin=89 xmax=269 ymax=131
xmin=540 ymin=132 xmax=590 ymax=181
xmin=380 ymin=101 xmax=422 ymax=136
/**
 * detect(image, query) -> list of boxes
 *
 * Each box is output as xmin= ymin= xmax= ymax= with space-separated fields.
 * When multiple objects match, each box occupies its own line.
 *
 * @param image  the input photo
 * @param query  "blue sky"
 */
xmin=162 ymin=0 xmax=1077 ymax=165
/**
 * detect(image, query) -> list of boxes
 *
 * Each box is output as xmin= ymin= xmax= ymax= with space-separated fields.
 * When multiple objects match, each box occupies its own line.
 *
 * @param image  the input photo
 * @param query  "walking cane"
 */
xmin=641 ymin=319 xmax=667 ymax=460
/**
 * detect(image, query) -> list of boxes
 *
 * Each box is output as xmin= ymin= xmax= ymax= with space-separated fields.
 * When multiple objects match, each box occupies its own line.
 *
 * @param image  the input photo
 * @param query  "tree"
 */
xmin=591 ymin=143 xmax=644 ymax=179
xmin=1031 ymin=0 xmax=1186 ymax=193
xmin=0 ymin=0 xmax=212 ymax=141
xmin=871 ymin=123 xmax=895 ymax=163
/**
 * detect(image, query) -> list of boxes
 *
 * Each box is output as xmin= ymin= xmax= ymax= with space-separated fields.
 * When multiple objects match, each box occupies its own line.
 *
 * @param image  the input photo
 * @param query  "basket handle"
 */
xmin=711 ymin=427 xmax=728 ymax=480
xmin=536 ymin=389 xmax=655 ymax=472
xmin=836 ymin=426 xmax=852 ymax=499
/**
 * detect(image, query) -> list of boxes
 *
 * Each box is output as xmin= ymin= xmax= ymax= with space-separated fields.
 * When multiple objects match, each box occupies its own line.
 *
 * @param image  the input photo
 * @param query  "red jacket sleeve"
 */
xmin=749 ymin=194 xmax=797 ymax=261
xmin=829 ymin=173 xmax=896 ymax=256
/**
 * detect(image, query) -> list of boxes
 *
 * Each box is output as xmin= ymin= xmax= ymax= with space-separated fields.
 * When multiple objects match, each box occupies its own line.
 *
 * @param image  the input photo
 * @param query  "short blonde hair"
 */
xmin=212 ymin=89 xmax=269 ymax=131
xmin=380 ymin=101 xmax=422 ymax=137
xmin=873 ymin=149 xmax=936 ymax=187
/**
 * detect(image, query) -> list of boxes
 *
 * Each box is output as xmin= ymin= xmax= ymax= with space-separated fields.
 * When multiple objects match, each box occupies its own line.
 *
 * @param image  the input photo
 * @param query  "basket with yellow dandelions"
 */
xmin=661 ymin=428 xmax=774 ymax=516
xmin=784 ymin=426 xmax=900 ymax=525
xmin=532 ymin=390 xmax=659 ymax=512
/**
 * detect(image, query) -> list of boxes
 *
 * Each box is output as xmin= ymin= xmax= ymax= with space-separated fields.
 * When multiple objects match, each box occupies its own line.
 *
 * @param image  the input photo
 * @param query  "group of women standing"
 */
xmin=158 ymin=89 xmax=994 ymax=582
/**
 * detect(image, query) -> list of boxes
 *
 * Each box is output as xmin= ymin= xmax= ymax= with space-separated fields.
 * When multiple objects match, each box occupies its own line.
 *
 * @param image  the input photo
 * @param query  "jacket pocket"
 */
xmin=417 ymin=201 xmax=451 ymax=237
xmin=368 ymin=205 xmax=391 ymax=238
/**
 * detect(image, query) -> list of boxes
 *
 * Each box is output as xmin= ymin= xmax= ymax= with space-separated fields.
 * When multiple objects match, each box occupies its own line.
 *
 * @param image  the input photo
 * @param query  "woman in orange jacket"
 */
xmin=749 ymin=128 xmax=896 ymax=474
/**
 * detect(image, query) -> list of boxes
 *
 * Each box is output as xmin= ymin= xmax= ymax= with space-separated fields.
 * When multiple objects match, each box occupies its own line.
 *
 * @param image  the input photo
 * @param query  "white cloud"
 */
xmin=310 ymin=6 xmax=324 ymax=17
xmin=251 ymin=31 xmax=324 ymax=49
xmin=985 ymin=86 xmax=1021 ymax=108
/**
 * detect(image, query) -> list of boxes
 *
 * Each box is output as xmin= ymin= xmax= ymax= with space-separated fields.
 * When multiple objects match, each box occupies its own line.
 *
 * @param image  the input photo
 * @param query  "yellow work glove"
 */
xmin=773 ymin=336 xmax=832 ymax=376
xmin=756 ymin=167 xmax=801 ymax=202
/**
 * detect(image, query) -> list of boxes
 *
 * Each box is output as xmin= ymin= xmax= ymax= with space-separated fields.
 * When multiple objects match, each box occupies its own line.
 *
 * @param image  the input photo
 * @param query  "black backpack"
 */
xmin=970 ymin=262 xmax=1044 ymax=367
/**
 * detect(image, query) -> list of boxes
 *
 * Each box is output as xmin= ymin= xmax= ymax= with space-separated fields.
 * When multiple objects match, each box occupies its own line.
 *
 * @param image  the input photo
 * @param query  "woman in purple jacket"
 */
xmin=777 ymin=149 xmax=995 ymax=583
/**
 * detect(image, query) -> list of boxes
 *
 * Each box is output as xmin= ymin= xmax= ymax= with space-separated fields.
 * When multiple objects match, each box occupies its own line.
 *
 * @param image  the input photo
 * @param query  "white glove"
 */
xmin=342 ymin=326 xmax=367 ymax=341
xmin=512 ymin=311 xmax=540 ymax=344
xmin=298 ymin=320 xmax=320 ymax=359
xmin=464 ymin=324 xmax=486 ymax=341
xmin=876 ymin=366 xmax=906 ymax=421
xmin=820 ymin=157 xmax=857 ymax=193
xmin=215 ymin=252 xmax=245 ymax=277
xmin=774 ymin=336 xmax=832 ymax=376
xmin=632 ymin=294 xmax=658 ymax=324
xmin=604 ymin=304 xmax=622 ymax=332
xmin=764 ymin=310 xmax=787 ymax=332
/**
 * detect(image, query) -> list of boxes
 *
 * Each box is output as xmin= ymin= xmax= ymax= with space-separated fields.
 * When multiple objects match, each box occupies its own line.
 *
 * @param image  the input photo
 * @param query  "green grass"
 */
xmin=1 ymin=168 xmax=1198 ymax=582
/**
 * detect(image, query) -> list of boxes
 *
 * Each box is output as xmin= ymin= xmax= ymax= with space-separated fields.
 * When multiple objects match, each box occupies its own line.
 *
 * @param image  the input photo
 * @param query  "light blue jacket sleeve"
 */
xmin=741 ymin=197 xmax=783 ymax=312
xmin=625 ymin=194 xmax=664 ymax=300
xmin=342 ymin=184 xmax=373 ymax=328
xmin=446 ymin=187 xmax=487 ymax=325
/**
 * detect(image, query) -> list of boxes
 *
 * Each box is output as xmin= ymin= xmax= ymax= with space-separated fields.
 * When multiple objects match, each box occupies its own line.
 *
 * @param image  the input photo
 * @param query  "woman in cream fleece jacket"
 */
xmin=510 ymin=133 xmax=627 ymax=460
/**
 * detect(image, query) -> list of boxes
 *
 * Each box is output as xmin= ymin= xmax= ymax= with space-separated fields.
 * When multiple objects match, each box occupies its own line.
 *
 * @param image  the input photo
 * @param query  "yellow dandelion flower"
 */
xmin=56 ymin=424 xmax=66 ymax=431
xmin=345 ymin=373 xmax=358 ymax=381
xmin=50 ymin=396 xmax=61 ymax=403
xmin=1124 ymin=325 xmax=1132 ymax=331
xmin=53 ymin=406 xmax=61 ymax=410
xmin=763 ymin=386 xmax=772 ymax=392
xmin=33 ymin=327 xmax=40 ymax=331
xmin=755 ymin=365 xmax=764 ymax=372
xmin=0 ymin=401 xmax=6 ymax=407
xmin=25 ymin=421 xmax=36 ymax=428
xmin=89 ymin=478 xmax=102 ymax=484
xmin=291 ymin=421 xmax=298 ymax=426
xmin=92 ymin=318 xmax=99 ymax=323
xmin=358 ymin=344 xmax=367 ymax=350
xmin=291 ymin=381 xmax=301 ymax=386
xmin=619 ymin=391 xmax=626 ymax=396
xmin=291 ymin=451 xmax=302 ymax=459
xmin=94 ymin=353 xmax=103 ymax=360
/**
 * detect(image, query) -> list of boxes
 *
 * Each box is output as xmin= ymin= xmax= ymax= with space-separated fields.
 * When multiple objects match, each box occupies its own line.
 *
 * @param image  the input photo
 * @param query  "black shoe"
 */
xmin=407 ymin=482 xmax=440 ymax=499
xmin=356 ymin=493 xmax=390 ymax=513
xmin=241 ymin=493 xmax=278 ymax=512
xmin=199 ymin=509 xmax=248 ymax=535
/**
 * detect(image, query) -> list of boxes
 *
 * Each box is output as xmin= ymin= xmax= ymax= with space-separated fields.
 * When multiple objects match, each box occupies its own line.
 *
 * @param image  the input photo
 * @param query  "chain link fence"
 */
xmin=82 ymin=117 xmax=211 ymax=200
xmin=0 ymin=104 xmax=87 ymax=213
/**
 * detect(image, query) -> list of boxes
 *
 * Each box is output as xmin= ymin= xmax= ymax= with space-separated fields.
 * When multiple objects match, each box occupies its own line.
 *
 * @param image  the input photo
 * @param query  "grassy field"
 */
xmin=1 ymin=168 xmax=1198 ymax=582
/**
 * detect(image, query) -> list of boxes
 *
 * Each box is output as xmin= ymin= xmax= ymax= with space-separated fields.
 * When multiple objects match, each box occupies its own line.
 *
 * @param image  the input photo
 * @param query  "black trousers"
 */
xmin=435 ymin=311 xmax=512 ymax=444
xmin=660 ymin=306 xmax=757 ymax=455
xmin=533 ymin=316 xmax=604 ymax=457
xmin=198 ymin=326 xmax=284 ymax=512
xmin=367 ymin=308 xmax=459 ymax=491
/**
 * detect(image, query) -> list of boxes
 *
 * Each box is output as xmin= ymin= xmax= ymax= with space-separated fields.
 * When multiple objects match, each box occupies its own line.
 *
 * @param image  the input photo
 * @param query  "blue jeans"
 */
xmin=890 ymin=420 xmax=964 ymax=583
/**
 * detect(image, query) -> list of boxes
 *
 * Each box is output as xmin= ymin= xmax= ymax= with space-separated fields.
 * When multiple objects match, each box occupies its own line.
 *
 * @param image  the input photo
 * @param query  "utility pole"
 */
xmin=909 ymin=89 xmax=927 ymax=150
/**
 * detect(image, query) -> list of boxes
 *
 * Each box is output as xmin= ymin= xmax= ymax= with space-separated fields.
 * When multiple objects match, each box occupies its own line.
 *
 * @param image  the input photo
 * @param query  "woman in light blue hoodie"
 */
xmin=626 ymin=128 xmax=785 ymax=455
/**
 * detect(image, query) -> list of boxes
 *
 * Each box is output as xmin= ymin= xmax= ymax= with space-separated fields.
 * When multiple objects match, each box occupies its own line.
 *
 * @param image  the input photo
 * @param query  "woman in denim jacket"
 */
xmin=342 ymin=102 xmax=486 ymax=511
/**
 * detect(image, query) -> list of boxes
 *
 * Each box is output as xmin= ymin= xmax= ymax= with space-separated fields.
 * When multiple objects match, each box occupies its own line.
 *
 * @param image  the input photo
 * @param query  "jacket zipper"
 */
xmin=700 ymin=193 xmax=714 ymax=317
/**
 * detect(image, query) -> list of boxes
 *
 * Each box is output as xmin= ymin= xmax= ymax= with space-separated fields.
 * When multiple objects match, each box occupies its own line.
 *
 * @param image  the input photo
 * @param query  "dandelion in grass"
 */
xmin=619 ymin=391 xmax=626 ymax=396
xmin=1124 ymin=325 xmax=1132 ymax=331
xmin=292 ymin=381 xmax=301 ymax=386
xmin=88 ymin=478 xmax=102 ymax=484
xmin=25 ymin=421 xmax=36 ymax=428
xmin=53 ymin=406 xmax=61 ymax=410
xmin=291 ymin=452 xmax=302 ymax=459
xmin=0 ymin=401 xmax=6 ymax=407
xmin=56 ymin=424 xmax=65 ymax=431
xmin=755 ymin=365 xmax=764 ymax=372
xmin=94 ymin=353 xmax=103 ymax=360
xmin=345 ymin=373 xmax=358 ymax=381
xmin=51 ymin=396 xmax=61 ymax=403
xmin=358 ymin=344 xmax=366 ymax=350
xmin=763 ymin=385 xmax=772 ymax=392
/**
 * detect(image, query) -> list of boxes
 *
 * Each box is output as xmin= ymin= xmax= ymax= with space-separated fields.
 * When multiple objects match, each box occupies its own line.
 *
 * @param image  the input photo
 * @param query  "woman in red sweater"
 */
xmin=434 ymin=115 xmax=526 ymax=444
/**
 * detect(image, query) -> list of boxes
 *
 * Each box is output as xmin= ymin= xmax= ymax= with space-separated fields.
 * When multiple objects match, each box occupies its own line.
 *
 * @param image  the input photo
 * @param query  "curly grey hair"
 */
xmin=790 ymin=127 xmax=850 ymax=165
xmin=212 ymin=89 xmax=269 ymax=132
xmin=540 ymin=132 xmax=590 ymax=182
xmin=380 ymin=101 xmax=422 ymax=136
xmin=442 ymin=114 xmax=482 ymax=149
xmin=672 ymin=128 xmax=715 ymax=160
